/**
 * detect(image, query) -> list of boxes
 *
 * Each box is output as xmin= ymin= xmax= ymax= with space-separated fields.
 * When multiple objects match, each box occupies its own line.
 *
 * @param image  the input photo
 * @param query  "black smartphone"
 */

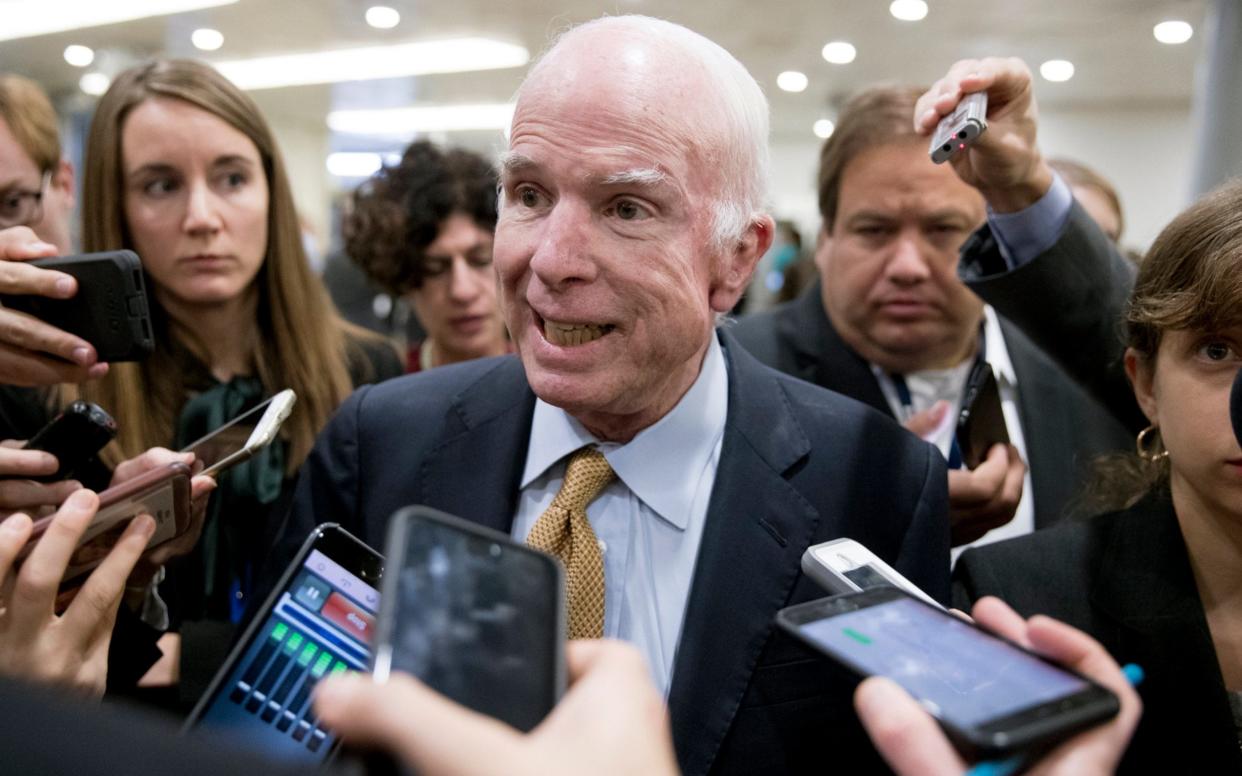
xmin=21 ymin=400 xmax=117 ymax=482
xmin=956 ymin=361 xmax=1010 ymax=469
xmin=184 ymin=524 xmax=383 ymax=765
xmin=373 ymin=505 xmax=565 ymax=732
xmin=0 ymin=250 xmax=153 ymax=362
xmin=776 ymin=588 xmax=1119 ymax=760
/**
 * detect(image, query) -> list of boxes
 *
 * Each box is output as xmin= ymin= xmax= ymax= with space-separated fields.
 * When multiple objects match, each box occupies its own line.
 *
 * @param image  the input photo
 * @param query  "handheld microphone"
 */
xmin=1231 ymin=368 xmax=1242 ymax=449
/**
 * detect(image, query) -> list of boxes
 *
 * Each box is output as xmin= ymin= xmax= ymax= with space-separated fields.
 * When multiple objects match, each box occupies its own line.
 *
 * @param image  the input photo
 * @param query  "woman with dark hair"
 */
xmin=954 ymin=181 xmax=1242 ymax=772
xmin=345 ymin=141 xmax=508 ymax=372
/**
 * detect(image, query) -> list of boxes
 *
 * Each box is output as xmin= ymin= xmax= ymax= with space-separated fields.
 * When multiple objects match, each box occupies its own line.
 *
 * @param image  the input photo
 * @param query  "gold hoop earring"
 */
xmin=1136 ymin=425 xmax=1169 ymax=462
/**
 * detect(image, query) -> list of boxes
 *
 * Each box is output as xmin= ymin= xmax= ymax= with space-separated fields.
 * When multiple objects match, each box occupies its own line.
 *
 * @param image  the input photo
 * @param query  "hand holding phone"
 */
xmin=853 ymin=597 xmax=1142 ymax=775
xmin=956 ymin=361 xmax=1010 ymax=470
xmin=0 ymin=250 xmax=153 ymax=363
xmin=0 ymin=489 xmax=156 ymax=697
xmin=21 ymin=401 xmax=117 ymax=482
xmin=777 ymin=588 xmax=1120 ymax=760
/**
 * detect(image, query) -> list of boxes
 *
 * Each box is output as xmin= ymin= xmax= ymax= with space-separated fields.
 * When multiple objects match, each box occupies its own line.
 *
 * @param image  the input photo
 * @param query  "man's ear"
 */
xmin=813 ymin=225 xmax=833 ymax=275
xmin=709 ymin=214 xmax=774 ymax=312
xmin=1124 ymin=348 xmax=1159 ymax=425
xmin=51 ymin=158 xmax=75 ymax=210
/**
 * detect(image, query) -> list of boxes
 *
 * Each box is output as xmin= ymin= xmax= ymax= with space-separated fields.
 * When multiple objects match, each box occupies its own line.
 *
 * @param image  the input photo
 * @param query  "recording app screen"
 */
xmin=800 ymin=597 xmax=1088 ymax=727
xmin=197 ymin=548 xmax=378 ymax=763
xmin=380 ymin=525 xmax=557 ymax=732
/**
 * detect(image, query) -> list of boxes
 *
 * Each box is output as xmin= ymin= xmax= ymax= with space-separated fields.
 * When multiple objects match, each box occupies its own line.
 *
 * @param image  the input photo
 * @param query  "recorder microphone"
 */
xmin=1231 ymin=368 xmax=1242 ymax=448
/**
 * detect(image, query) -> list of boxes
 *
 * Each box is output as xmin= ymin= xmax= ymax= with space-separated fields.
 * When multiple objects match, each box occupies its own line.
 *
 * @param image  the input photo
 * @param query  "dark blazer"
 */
xmin=958 ymin=201 xmax=1144 ymax=432
xmin=278 ymin=330 xmax=951 ymax=776
xmin=953 ymin=492 xmax=1242 ymax=773
xmin=730 ymin=283 xmax=1133 ymax=530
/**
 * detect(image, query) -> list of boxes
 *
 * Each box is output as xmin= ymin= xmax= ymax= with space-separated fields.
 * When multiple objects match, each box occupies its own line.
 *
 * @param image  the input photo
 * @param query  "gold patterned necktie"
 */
xmin=526 ymin=447 xmax=615 ymax=639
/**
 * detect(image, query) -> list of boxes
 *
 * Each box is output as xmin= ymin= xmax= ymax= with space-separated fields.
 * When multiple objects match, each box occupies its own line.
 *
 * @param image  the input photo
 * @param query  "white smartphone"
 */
xmin=801 ymin=538 xmax=943 ymax=609
xmin=180 ymin=389 xmax=297 ymax=477
xmin=929 ymin=91 xmax=988 ymax=164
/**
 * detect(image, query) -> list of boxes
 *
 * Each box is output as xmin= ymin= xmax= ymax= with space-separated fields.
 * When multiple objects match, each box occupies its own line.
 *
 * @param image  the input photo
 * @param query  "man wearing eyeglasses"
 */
xmin=0 ymin=73 xmax=107 ymax=386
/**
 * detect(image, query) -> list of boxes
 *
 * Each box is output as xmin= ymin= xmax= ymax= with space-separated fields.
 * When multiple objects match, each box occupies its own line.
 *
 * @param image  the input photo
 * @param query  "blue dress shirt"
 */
xmin=987 ymin=171 xmax=1073 ymax=269
xmin=511 ymin=335 xmax=729 ymax=696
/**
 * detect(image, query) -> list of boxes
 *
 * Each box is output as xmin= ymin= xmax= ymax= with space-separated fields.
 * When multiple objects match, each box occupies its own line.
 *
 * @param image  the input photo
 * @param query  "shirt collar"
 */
xmin=981 ymin=305 xmax=1017 ymax=388
xmin=520 ymin=333 xmax=729 ymax=530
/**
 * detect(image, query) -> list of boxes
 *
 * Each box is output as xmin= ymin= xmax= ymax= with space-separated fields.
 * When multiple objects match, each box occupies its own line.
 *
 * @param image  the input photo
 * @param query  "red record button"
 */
xmin=321 ymin=592 xmax=375 ymax=644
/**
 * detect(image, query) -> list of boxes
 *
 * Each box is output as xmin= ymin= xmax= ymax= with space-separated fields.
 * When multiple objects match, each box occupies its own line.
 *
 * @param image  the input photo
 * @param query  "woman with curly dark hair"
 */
xmin=345 ymin=141 xmax=508 ymax=372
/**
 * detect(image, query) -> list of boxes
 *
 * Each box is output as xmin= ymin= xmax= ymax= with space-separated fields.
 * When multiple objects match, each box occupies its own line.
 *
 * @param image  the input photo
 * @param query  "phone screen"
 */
xmin=796 ymin=596 xmax=1087 ymax=728
xmin=193 ymin=541 xmax=380 ymax=763
xmin=180 ymin=396 xmax=275 ymax=470
xmin=374 ymin=509 xmax=562 ymax=732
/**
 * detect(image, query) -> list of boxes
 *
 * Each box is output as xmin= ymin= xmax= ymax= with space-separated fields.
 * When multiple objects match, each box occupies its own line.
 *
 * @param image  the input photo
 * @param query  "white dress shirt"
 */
xmin=511 ymin=334 xmax=728 ymax=695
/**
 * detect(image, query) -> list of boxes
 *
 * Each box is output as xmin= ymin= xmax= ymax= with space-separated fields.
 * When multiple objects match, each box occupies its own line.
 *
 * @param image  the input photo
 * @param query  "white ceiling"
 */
xmin=0 ymin=0 xmax=1208 ymax=148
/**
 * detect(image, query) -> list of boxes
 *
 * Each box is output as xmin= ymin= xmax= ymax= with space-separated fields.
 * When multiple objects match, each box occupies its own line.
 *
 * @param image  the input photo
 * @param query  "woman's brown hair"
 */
xmin=72 ymin=59 xmax=378 ymax=471
xmin=1081 ymin=179 xmax=1242 ymax=513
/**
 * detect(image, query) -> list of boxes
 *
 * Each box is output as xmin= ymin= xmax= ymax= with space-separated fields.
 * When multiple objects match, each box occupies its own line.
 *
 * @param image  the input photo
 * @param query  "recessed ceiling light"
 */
xmin=192 ymin=28 xmax=224 ymax=51
xmin=63 ymin=45 xmax=95 ymax=67
xmin=215 ymin=38 xmax=529 ymax=90
xmin=813 ymin=119 xmax=835 ymax=139
xmin=1039 ymin=59 xmax=1075 ymax=82
xmin=889 ymin=0 xmax=928 ymax=22
xmin=365 ymin=5 xmax=400 ymax=29
xmin=777 ymin=71 xmax=809 ymax=93
xmin=79 ymin=72 xmax=110 ymax=96
xmin=1 ymin=0 xmax=238 ymax=42
xmin=327 ymin=152 xmax=384 ymax=178
xmin=821 ymin=41 xmax=856 ymax=65
xmin=1153 ymin=20 xmax=1193 ymax=44
xmin=327 ymin=103 xmax=516 ymax=136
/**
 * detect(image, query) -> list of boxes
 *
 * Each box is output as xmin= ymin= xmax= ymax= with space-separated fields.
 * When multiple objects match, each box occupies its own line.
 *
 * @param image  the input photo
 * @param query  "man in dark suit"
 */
xmin=732 ymin=85 xmax=1131 ymax=548
xmin=277 ymin=15 xmax=949 ymax=776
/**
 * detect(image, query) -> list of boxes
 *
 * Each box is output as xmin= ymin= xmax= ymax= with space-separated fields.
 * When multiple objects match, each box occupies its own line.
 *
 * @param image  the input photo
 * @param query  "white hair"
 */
xmin=518 ymin=15 xmax=770 ymax=252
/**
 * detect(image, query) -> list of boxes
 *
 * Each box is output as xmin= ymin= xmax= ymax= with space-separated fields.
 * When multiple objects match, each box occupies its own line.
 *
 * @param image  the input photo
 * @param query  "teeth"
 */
xmin=543 ymin=320 xmax=612 ymax=347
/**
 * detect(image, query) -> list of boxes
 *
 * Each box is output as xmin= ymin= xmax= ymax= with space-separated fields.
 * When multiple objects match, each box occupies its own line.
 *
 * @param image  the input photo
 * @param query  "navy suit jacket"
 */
xmin=279 ymin=330 xmax=950 ymax=775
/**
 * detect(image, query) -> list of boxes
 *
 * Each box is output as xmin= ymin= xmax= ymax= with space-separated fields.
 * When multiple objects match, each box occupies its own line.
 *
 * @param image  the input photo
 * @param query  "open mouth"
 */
xmin=540 ymin=317 xmax=616 ymax=347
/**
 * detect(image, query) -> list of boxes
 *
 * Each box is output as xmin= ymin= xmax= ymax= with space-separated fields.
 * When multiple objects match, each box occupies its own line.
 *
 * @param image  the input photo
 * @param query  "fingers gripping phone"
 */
xmin=0 ymin=250 xmax=154 ymax=362
xmin=180 ymin=389 xmax=296 ymax=477
xmin=802 ymin=538 xmax=943 ymax=610
xmin=373 ymin=506 xmax=566 ymax=733
xmin=185 ymin=524 xmax=383 ymax=764
xmin=930 ymin=91 xmax=988 ymax=164
xmin=956 ymin=361 xmax=1010 ymax=470
xmin=16 ymin=462 xmax=192 ymax=587
xmin=21 ymin=400 xmax=117 ymax=482
xmin=776 ymin=588 xmax=1120 ymax=759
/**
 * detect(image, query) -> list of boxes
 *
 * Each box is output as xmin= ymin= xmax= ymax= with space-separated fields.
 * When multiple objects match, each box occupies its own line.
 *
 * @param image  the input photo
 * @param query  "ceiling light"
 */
xmin=365 ymin=6 xmax=400 ymax=29
xmin=63 ymin=45 xmax=95 ymax=67
xmin=327 ymin=103 xmax=516 ymax=136
xmin=1 ymin=0 xmax=238 ymax=42
xmin=1153 ymin=20 xmax=1193 ymax=44
xmin=777 ymin=71 xmax=809 ymax=93
xmin=889 ymin=0 xmax=929 ymax=22
xmin=215 ymin=38 xmax=529 ymax=90
xmin=327 ymin=152 xmax=384 ymax=178
xmin=821 ymin=41 xmax=856 ymax=65
xmin=1039 ymin=59 xmax=1075 ymax=82
xmin=192 ymin=28 xmax=224 ymax=51
xmin=813 ymin=119 xmax=835 ymax=139
xmin=79 ymin=72 xmax=110 ymax=96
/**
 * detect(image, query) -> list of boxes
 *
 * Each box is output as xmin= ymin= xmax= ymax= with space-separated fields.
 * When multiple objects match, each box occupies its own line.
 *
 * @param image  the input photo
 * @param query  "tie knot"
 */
xmin=553 ymin=448 xmax=616 ymax=512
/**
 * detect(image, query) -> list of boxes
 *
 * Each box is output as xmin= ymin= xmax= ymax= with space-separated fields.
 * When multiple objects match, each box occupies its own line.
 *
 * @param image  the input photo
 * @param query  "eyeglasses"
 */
xmin=0 ymin=170 xmax=51 ymax=230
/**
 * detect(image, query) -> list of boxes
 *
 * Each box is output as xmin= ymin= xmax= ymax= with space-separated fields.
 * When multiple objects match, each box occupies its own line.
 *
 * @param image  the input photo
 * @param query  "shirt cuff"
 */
xmin=985 ymin=172 xmax=1073 ymax=269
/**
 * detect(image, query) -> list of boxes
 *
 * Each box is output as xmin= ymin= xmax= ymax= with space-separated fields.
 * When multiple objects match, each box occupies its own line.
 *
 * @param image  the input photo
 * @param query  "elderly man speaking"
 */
xmin=281 ymin=15 xmax=949 ymax=775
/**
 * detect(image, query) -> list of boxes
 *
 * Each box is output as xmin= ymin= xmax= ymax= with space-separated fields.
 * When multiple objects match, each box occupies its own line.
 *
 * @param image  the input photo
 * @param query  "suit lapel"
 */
xmin=781 ymin=283 xmax=892 ymax=417
xmin=418 ymin=358 xmax=536 ymax=534
xmin=667 ymin=332 xmax=819 ymax=776
xmin=1002 ymin=319 xmax=1067 ymax=529
xmin=1089 ymin=494 xmax=1238 ymax=759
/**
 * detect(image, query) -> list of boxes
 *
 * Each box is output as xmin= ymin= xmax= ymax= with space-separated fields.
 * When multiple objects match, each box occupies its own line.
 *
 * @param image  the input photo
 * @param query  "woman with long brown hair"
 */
xmin=1 ymin=59 xmax=401 ymax=699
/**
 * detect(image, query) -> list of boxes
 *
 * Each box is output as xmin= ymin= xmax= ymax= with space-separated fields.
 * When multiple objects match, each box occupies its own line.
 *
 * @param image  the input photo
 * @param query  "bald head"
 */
xmin=513 ymin=15 xmax=770 ymax=247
